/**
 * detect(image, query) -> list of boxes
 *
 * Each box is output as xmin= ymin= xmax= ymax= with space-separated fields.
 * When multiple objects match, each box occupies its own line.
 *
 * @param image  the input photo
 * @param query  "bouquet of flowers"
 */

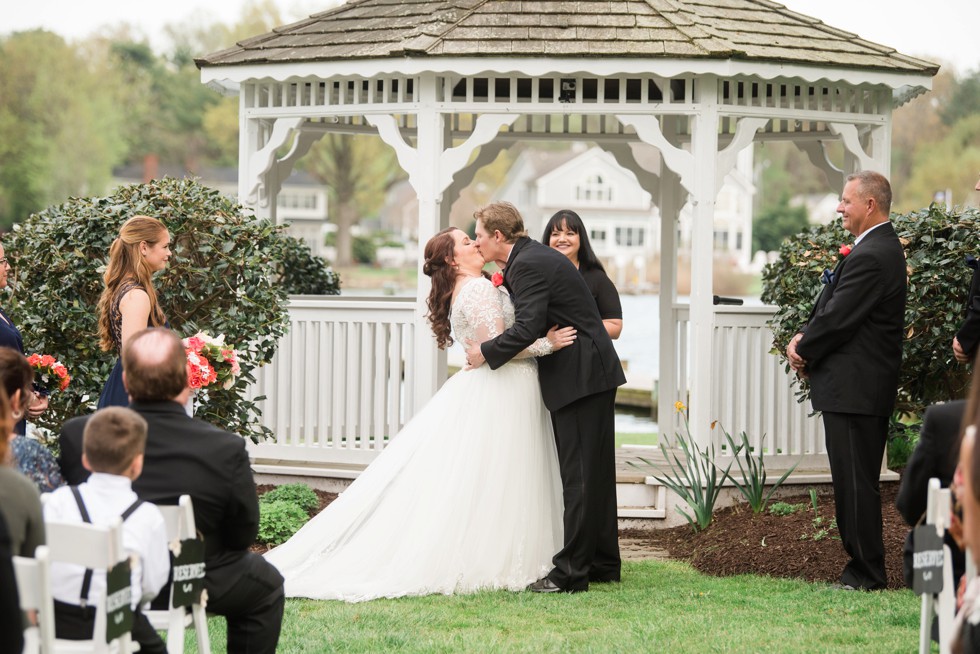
xmin=183 ymin=332 xmax=242 ymax=391
xmin=26 ymin=353 xmax=71 ymax=393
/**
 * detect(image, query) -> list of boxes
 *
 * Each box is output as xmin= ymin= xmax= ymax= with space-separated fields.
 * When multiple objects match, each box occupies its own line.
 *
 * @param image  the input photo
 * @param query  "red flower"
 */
xmin=26 ymin=353 xmax=70 ymax=393
xmin=491 ymin=271 xmax=504 ymax=287
xmin=839 ymin=244 xmax=852 ymax=257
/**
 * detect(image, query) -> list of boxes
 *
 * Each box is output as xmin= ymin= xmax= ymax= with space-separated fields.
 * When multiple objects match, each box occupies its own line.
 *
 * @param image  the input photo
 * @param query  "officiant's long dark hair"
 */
xmin=423 ymin=227 xmax=461 ymax=349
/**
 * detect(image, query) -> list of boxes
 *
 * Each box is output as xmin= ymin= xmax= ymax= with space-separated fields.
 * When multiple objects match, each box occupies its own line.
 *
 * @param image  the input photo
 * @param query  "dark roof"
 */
xmin=197 ymin=0 xmax=938 ymax=75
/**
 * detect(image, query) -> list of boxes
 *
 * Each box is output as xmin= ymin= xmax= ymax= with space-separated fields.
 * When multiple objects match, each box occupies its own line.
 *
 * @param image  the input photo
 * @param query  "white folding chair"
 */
xmin=44 ymin=518 xmax=135 ymax=654
xmin=919 ymin=478 xmax=956 ymax=654
xmin=145 ymin=495 xmax=211 ymax=654
xmin=13 ymin=545 xmax=56 ymax=654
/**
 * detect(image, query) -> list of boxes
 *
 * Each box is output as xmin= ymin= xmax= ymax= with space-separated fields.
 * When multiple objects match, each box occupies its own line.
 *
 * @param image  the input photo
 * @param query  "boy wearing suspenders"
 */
xmin=44 ymin=407 xmax=170 ymax=651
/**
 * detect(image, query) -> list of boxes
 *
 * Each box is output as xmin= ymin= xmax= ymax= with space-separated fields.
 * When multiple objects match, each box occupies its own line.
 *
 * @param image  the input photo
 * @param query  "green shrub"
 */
xmin=761 ymin=205 xmax=980 ymax=417
xmin=278 ymin=234 xmax=341 ymax=295
xmin=3 ymin=176 xmax=327 ymax=442
xmin=257 ymin=499 xmax=309 ymax=546
xmin=260 ymin=483 xmax=319 ymax=513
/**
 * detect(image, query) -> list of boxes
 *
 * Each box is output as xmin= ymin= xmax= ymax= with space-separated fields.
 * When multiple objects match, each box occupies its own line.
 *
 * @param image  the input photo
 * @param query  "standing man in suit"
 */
xmin=786 ymin=170 xmax=907 ymax=590
xmin=59 ymin=328 xmax=284 ymax=653
xmin=952 ymin=174 xmax=980 ymax=364
xmin=465 ymin=202 xmax=627 ymax=594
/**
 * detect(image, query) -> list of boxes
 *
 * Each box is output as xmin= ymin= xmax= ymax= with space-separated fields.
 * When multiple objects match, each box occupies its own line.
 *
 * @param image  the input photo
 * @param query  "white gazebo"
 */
xmin=197 ymin=0 xmax=937 ymax=489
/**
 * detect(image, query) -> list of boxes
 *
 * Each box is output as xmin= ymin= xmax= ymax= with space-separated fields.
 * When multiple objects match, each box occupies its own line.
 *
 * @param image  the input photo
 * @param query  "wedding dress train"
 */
xmin=264 ymin=277 xmax=563 ymax=601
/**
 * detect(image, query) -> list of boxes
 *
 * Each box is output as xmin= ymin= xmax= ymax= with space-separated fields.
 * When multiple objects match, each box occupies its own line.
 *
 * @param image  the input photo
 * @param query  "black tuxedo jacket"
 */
xmin=796 ymin=222 xmax=907 ymax=417
xmin=59 ymin=401 xmax=260 ymax=575
xmin=956 ymin=264 xmax=980 ymax=359
xmin=481 ymin=237 xmax=626 ymax=411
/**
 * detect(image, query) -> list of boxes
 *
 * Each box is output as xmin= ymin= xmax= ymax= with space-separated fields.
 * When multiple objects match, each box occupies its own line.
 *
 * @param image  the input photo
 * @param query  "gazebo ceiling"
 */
xmin=197 ymin=0 xmax=938 ymax=76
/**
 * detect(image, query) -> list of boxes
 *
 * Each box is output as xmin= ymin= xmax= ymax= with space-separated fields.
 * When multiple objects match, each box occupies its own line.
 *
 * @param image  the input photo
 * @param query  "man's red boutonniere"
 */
xmin=491 ymin=271 xmax=504 ymax=287
xmin=839 ymin=244 xmax=852 ymax=257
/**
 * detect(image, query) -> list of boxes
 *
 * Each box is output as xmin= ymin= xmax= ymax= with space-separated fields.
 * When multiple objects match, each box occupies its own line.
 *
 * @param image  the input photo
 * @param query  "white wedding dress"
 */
xmin=265 ymin=276 xmax=563 ymax=601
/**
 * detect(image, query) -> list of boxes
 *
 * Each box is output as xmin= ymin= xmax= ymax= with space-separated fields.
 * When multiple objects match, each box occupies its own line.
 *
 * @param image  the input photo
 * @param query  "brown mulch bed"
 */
xmin=255 ymin=482 xmax=912 ymax=589
xmin=621 ymin=480 xmax=909 ymax=589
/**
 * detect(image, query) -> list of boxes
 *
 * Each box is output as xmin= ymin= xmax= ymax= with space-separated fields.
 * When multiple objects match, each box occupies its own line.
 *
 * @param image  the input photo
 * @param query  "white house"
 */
xmin=496 ymin=145 xmax=756 ymax=275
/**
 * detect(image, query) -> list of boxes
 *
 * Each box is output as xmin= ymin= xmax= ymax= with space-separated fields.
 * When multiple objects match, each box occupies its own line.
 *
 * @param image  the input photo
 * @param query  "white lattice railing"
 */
xmin=670 ymin=305 xmax=825 ymax=461
xmin=248 ymin=298 xmax=824 ymax=470
xmin=247 ymin=296 xmax=417 ymax=466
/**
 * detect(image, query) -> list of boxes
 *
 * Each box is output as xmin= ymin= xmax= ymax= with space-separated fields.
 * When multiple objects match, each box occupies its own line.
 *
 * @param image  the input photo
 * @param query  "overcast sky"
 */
xmin=2 ymin=0 xmax=978 ymax=74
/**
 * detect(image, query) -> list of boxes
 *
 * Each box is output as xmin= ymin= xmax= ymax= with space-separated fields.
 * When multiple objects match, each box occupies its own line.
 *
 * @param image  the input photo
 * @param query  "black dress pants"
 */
xmin=823 ymin=411 xmax=889 ymax=590
xmin=547 ymin=388 xmax=621 ymax=591
xmin=205 ymin=551 xmax=285 ymax=654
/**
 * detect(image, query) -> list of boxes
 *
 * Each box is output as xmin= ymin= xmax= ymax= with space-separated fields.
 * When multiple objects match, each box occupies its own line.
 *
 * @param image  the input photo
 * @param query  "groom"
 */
xmin=465 ymin=202 xmax=626 ymax=593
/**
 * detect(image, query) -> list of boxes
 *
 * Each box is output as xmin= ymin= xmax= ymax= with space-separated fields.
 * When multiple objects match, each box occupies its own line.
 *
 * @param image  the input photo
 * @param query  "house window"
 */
xmin=590 ymin=229 xmax=607 ymax=245
xmin=575 ymin=174 xmax=613 ymax=203
xmin=714 ymin=230 xmax=728 ymax=249
xmin=615 ymin=227 xmax=645 ymax=247
xmin=278 ymin=192 xmax=318 ymax=210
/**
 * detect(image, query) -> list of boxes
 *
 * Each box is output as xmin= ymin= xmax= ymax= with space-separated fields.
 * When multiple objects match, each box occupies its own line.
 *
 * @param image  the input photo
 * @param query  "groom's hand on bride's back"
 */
xmin=547 ymin=325 xmax=576 ymax=351
xmin=464 ymin=338 xmax=486 ymax=370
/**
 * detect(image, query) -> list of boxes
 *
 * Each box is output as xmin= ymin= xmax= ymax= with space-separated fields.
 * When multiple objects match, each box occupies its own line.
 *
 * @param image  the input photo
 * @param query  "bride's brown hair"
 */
xmin=422 ymin=227 xmax=460 ymax=349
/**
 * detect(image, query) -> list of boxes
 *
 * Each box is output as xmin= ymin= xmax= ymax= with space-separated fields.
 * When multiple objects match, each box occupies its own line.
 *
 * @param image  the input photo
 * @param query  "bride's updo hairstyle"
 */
xmin=422 ymin=227 xmax=460 ymax=350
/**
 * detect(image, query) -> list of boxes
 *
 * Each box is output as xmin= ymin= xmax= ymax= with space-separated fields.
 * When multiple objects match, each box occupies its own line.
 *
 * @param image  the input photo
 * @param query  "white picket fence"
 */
xmin=247 ymin=297 xmax=825 ymax=471
xmin=672 ymin=305 xmax=826 ymax=462
xmin=247 ymin=296 xmax=417 ymax=466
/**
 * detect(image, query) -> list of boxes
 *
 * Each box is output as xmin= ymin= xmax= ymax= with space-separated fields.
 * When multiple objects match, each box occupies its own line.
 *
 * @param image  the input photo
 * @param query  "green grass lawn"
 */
xmin=183 ymin=560 xmax=920 ymax=653
xmin=615 ymin=432 xmax=658 ymax=449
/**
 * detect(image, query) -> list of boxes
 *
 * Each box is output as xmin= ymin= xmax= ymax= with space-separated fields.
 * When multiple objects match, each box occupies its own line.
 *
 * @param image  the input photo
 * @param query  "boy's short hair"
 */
xmin=82 ymin=407 xmax=148 ymax=475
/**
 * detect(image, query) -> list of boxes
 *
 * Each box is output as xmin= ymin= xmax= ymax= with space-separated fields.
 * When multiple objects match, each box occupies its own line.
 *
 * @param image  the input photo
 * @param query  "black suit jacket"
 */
xmin=896 ymin=400 xmax=964 ymax=525
xmin=796 ymin=222 xmax=907 ymax=417
xmin=956 ymin=264 xmax=980 ymax=359
xmin=481 ymin=237 xmax=626 ymax=411
xmin=59 ymin=401 xmax=260 ymax=577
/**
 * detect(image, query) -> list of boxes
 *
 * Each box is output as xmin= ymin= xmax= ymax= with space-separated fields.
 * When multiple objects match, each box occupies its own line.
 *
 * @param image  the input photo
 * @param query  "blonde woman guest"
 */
xmin=0 ymin=241 xmax=48 ymax=432
xmin=542 ymin=210 xmax=623 ymax=339
xmin=96 ymin=216 xmax=171 ymax=408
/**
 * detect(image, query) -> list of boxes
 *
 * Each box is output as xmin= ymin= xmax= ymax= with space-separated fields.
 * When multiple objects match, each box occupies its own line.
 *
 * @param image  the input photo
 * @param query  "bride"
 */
xmin=265 ymin=226 xmax=573 ymax=601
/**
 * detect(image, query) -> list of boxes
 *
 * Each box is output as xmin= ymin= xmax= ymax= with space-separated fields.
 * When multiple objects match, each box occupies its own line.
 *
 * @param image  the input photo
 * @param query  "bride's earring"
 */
xmin=11 ymin=409 xmax=22 ymax=421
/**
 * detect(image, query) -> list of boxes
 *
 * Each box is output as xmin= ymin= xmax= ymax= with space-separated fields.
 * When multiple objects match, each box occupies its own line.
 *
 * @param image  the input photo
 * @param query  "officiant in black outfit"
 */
xmin=467 ymin=202 xmax=626 ymax=593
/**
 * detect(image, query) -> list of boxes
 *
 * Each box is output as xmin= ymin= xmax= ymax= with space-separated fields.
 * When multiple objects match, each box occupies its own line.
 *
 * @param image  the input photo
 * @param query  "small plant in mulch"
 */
xmin=254 ymin=483 xmax=338 ymax=548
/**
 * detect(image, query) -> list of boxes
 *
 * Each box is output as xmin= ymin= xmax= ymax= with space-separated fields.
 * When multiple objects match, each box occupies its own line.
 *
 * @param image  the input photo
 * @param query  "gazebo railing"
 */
xmin=246 ymin=296 xmax=417 ymax=466
xmin=247 ymin=297 xmax=825 ymax=471
xmin=669 ymin=304 xmax=826 ymax=461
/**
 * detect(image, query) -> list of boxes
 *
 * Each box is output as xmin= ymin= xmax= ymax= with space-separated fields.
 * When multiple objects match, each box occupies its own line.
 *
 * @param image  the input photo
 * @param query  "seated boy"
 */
xmin=45 ymin=406 xmax=170 ymax=652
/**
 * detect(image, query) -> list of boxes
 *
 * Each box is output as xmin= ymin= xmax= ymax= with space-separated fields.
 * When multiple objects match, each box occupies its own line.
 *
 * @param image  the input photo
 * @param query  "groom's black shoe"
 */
xmin=528 ymin=578 xmax=576 ymax=593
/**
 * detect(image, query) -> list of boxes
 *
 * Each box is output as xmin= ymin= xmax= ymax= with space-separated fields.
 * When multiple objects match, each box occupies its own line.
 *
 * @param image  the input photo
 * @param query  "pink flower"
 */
xmin=491 ymin=271 xmax=504 ymax=287
xmin=839 ymin=244 xmax=852 ymax=257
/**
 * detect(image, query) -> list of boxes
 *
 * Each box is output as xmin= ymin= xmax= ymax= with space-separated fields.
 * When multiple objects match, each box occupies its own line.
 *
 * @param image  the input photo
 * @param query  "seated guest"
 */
xmin=896 ymin=400 xmax=967 ymax=589
xmin=0 ymin=384 xmax=44 ymax=558
xmin=0 ymin=348 xmax=63 ymax=492
xmin=0 ymin=511 xmax=24 ymax=654
xmin=45 ymin=407 xmax=169 ymax=652
xmin=60 ymin=328 xmax=285 ymax=654
xmin=952 ymin=426 xmax=980 ymax=653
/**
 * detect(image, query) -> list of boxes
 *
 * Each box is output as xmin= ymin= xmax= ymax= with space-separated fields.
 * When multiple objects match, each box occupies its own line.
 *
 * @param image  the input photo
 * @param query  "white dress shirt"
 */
xmin=44 ymin=472 xmax=170 ymax=609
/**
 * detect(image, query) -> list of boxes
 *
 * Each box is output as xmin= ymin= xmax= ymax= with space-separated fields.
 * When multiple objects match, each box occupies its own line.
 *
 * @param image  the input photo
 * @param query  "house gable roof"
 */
xmin=197 ymin=0 xmax=938 ymax=76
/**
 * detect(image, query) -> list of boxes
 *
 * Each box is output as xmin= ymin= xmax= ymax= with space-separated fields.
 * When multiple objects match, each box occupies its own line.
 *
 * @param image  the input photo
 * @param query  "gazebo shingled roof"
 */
xmin=197 ymin=0 xmax=937 ymax=75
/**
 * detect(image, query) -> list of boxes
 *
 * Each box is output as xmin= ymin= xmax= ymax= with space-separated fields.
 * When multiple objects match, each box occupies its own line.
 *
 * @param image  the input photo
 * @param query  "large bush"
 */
xmin=4 ymin=177 xmax=335 ymax=441
xmin=761 ymin=205 xmax=980 ymax=416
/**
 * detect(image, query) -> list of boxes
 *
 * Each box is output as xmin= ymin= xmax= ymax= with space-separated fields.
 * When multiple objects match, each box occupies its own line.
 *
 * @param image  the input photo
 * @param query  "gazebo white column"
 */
xmin=687 ymin=77 xmax=720 ymax=446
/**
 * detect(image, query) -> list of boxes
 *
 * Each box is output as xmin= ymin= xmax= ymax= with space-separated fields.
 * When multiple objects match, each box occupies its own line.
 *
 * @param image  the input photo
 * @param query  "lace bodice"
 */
xmin=450 ymin=277 xmax=552 ymax=366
